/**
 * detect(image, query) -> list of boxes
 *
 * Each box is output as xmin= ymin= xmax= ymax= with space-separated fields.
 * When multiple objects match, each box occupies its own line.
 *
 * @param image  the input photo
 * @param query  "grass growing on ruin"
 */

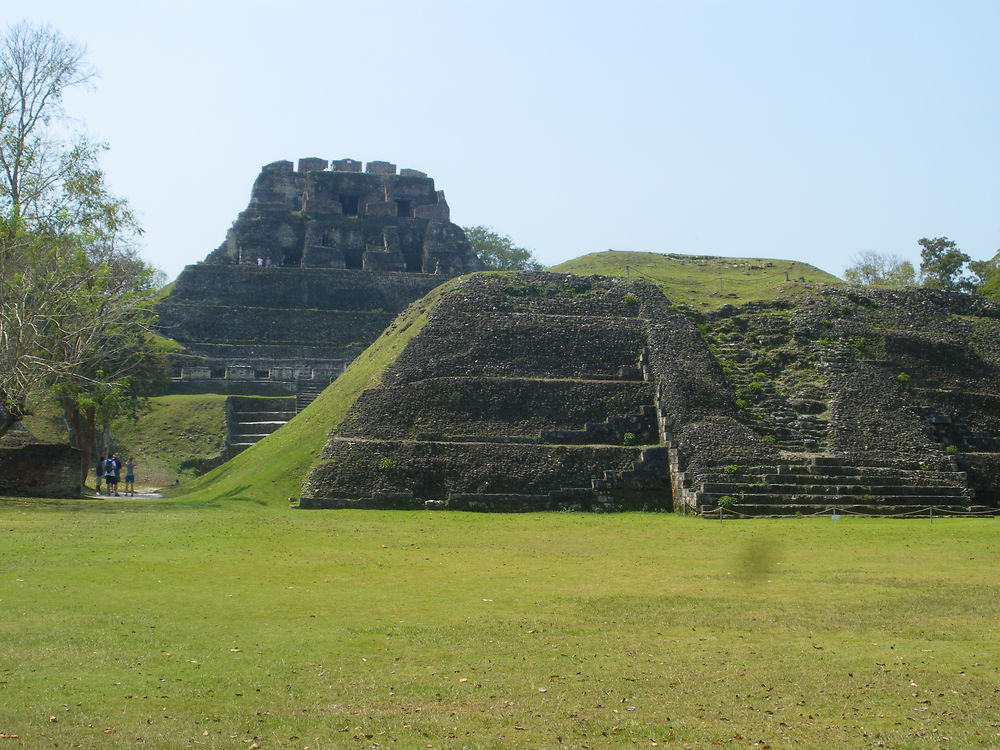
xmin=0 ymin=503 xmax=998 ymax=750
xmin=175 ymin=277 xmax=461 ymax=505
xmin=551 ymin=250 xmax=843 ymax=310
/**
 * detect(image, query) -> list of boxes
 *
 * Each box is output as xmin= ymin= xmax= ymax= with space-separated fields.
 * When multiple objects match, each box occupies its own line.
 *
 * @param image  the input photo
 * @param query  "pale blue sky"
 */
xmin=19 ymin=0 xmax=1000 ymax=281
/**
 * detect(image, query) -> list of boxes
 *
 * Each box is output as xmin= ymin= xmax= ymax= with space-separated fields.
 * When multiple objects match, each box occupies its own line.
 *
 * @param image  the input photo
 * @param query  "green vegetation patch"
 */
xmin=551 ymin=250 xmax=843 ymax=309
xmin=112 ymin=394 xmax=228 ymax=486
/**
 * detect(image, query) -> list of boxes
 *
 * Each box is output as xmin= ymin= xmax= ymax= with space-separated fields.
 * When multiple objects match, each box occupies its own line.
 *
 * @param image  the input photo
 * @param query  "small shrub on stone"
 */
xmin=623 ymin=432 xmax=636 ymax=446
xmin=723 ymin=464 xmax=739 ymax=474
xmin=622 ymin=293 xmax=639 ymax=306
xmin=377 ymin=457 xmax=396 ymax=471
xmin=945 ymin=444 xmax=958 ymax=453
xmin=717 ymin=495 xmax=737 ymax=508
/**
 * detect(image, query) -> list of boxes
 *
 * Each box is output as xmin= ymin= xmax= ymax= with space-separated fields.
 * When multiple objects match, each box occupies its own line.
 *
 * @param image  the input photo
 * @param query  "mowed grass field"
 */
xmin=1 ymin=497 xmax=998 ymax=750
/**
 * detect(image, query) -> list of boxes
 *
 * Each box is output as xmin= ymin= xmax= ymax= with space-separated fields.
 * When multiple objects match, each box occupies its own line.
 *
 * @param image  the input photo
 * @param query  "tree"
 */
xmin=969 ymin=250 xmax=1000 ymax=302
xmin=57 ymin=326 xmax=168 ymax=483
xmin=0 ymin=22 xmax=158 ymax=440
xmin=463 ymin=225 xmax=544 ymax=271
xmin=918 ymin=236 xmax=972 ymax=291
xmin=844 ymin=250 xmax=916 ymax=287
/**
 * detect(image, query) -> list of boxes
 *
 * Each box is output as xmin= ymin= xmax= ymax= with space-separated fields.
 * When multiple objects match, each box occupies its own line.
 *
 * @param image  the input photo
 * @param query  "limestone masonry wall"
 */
xmin=300 ymin=273 xmax=675 ymax=511
xmin=339 ymin=378 xmax=656 ymax=440
xmin=0 ymin=435 xmax=81 ymax=498
xmin=202 ymin=157 xmax=482 ymax=275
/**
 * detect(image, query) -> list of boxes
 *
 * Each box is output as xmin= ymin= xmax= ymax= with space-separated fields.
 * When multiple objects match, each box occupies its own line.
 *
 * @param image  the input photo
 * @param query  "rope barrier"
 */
xmin=697 ymin=505 xmax=999 ymax=519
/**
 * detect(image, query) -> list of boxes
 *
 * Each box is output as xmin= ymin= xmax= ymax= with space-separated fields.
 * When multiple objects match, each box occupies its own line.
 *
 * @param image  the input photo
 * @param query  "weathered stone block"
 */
xmin=365 ymin=160 xmax=396 ymax=175
xmin=331 ymin=158 xmax=362 ymax=172
xmin=297 ymin=157 xmax=329 ymax=173
xmin=364 ymin=200 xmax=397 ymax=217
xmin=399 ymin=168 xmax=427 ymax=177
xmin=414 ymin=203 xmax=450 ymax=221
xmin=0 ymin=438 xmax=81 ymax=498
xmin=302 ymin=245 xmax=346 ymax=268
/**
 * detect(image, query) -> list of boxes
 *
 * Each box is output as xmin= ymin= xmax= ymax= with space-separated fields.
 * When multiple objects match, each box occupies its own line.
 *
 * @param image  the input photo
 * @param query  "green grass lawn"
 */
xmin=1 ymin=500 xmax=997 ymax=749
xmin=550 ymin=251 xmax=843 ymax=310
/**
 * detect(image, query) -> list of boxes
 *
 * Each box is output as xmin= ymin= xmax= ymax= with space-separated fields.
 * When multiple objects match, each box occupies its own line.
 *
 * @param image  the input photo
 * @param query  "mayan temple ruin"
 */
xmin=298 ymin=272 xmax=1000 ymax=515
xmin=150 ymin=156 xmax=1000 ymax=515
xmin=157 ymin=157 xmax=481 ymax=396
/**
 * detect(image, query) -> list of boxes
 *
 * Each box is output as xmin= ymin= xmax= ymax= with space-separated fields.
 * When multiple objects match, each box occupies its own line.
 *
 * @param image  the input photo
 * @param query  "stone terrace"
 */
xmin=298 ymin=273 xmax=1000 ymax=516
xmin=299 ymin=273 xmax=672 ymax=511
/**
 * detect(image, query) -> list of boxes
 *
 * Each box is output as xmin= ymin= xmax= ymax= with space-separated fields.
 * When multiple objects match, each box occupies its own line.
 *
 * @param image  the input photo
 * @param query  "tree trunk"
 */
xmin=60 ymin=394 xmax=93 ymax=485
xmin=0 ymin=410 xmax=17 ymax=439
xmin=81 ymin=404 xmax=97 ymax=486
xmin=0 ymin=397 xmax=28 ymax=439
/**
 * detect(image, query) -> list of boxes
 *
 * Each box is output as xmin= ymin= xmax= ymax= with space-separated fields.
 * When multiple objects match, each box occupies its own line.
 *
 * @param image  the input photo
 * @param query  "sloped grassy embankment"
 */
xmin=173 ymin=277 xmax=458 ymax=506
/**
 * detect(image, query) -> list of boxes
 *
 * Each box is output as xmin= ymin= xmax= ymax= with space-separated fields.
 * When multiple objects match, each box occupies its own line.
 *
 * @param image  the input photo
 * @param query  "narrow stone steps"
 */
xmin=296 ymin=382 xmax=327 ymax=412
xmin=699 ymin=482 xmax=968 ymax=497
xmin=712 ymin=504 xmax=994 ymax=517
xmin=700 ymin=491 xmax=968 ymax=506
xmin=231 ymin=421 xmax=287 ymax=435
xmin=231 ymin=410 xmax=295 ymax=421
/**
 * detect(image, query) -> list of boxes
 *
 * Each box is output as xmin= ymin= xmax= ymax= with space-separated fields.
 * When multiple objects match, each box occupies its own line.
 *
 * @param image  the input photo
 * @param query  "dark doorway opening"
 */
xmin=339 ymin=195 xmax=359 ymax=216
xmin=343 ymin=247 xmax=364 ymax=269
xmin=395 ymin=199 xmax=412 ymax=217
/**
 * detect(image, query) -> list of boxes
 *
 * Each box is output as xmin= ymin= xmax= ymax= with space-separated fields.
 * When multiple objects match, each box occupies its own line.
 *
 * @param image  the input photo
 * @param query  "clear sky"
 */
xmin=18 ymin=0 xmax=1000 ymax=281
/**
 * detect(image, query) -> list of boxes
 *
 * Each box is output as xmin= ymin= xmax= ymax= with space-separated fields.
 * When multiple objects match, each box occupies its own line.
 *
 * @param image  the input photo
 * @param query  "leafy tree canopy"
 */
xmin=0 ymin=22 xmax=160 ymax=439
xmin=969 ymin=250 xmax=1000 ymax=302
xmin=918 ymin=236 xmax=972 ymax=291
xmin=844 ymin=250 xmax=916 ymax=287
xmin=463 ymin=225 xmax=545 ymax=271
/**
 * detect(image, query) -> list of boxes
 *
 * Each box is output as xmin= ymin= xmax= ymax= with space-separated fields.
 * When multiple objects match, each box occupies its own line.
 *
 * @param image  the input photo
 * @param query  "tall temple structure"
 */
xmin=157 ymin=157 xmax=482 ymax=400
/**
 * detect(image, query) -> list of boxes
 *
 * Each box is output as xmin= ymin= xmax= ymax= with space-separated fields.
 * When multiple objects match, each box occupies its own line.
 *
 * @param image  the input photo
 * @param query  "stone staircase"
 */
xmin=686 ymin=456 xmax=986 ymax=517
xmin=227 ymin=396 xmax=296 ymax=455
xmin=296 ymin=379 xmax=328 ymax=412
xmin=708 ymin=338 xmax=832 ymax=453
xmin=591 ymin=447 xmax=669 ymax=491
xmin=540 ymin=406 xmax=658 ymax=445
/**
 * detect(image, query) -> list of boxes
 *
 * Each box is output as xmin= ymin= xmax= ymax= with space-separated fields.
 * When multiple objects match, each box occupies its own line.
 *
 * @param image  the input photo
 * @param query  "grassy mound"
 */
xmin=551 ymin=250 xmax=842 ymax=309
xmin=173 ymin=278 xmax=459 ymax=506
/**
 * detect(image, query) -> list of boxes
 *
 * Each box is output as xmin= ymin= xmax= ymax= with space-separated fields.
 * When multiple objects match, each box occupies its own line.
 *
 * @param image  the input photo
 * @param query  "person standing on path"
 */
xmin=104 ymin=455 xmax=119 ymax=496
xmin=124 ymin=457 xmax=136 ymax=496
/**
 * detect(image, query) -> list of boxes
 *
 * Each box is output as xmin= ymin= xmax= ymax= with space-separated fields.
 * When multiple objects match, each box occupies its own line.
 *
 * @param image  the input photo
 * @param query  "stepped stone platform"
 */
xmin=157 ymin=156 xmax=482 ymax=398
xmin=299 ymin=274 xmax=673 ymax=511
xmin=226 ymin=396 xmax=296 ymax=455
xmin=298 ymin=272 xmax=1000 ymax=516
